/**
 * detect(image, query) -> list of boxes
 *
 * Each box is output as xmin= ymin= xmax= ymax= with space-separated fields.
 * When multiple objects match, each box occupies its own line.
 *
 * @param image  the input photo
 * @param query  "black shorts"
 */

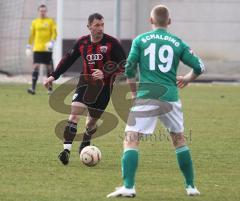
xmin=33 ymin=51 xmax=52 ymax=65
xmin=72 ymin=85 xmax=112 ymax=119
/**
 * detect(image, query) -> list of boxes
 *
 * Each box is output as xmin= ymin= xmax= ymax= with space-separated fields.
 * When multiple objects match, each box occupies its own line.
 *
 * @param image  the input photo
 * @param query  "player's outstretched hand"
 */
xmin=91 ymin=69 xmax=104 ymax=80
xmin=25 ymin=44 xmax=32 ymax=57
xmin=177 ymin=76 xmax=188 ymax=89
xmin=44 ymin=76 xmax=55 ymax=89
xmin=46 ymin=41 xmax=54 ymax=51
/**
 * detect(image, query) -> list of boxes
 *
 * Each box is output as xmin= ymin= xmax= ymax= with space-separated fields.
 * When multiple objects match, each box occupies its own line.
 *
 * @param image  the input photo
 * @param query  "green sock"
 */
xmin=176 ymin=146 xmax=194 ymax=187
xmin=121 ymin=149 xmax=138 ymax=189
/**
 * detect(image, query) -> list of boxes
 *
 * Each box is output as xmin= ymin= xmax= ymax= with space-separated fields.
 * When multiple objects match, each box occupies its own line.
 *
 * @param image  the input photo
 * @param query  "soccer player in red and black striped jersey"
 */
xmin=44 ymin=13 xmax=126 ymax=165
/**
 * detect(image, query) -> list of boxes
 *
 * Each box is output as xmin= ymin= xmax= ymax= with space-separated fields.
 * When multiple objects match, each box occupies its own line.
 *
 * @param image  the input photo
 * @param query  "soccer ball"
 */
xmin=80 ymin=145 xmax=102 ymax=167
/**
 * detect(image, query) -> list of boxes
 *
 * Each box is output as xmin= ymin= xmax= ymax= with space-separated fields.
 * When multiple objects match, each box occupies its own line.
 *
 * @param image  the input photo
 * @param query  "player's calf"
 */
xmin=79 ymin=126 xmax=97 ymax=154
xmin=27 ymin=68 xmax=39 ymax=95
xmin=58 ymin=121 xmax=77 ymax=165
xmin=46 ymin=64 xmax=53 ymax=94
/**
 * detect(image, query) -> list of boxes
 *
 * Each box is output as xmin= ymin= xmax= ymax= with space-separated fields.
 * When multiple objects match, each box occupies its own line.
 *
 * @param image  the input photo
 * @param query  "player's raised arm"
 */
xmin=51 ymin=40 xmax=81 ymax=80
xmin=44 ymin=40 xmax=81 ymax=89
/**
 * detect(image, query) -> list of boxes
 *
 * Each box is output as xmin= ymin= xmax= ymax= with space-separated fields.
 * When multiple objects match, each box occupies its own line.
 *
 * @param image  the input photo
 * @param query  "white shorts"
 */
xmin=125 ymin=99 xmax=184 ymax=134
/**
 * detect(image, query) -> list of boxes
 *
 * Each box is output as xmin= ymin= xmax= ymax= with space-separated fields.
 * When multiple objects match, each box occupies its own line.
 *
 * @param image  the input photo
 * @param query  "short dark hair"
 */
xmin=151 ymin=5 xmax=169 ymax=26
xmin=88 ymin=13 xmax=104 ymax=25
xmin=38 ymin=4 xmax=47 ymax=10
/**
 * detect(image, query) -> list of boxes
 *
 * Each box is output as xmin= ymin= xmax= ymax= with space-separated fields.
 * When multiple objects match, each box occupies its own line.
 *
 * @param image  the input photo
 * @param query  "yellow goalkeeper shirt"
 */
xmin=28 ymin=17 xmax=57 ymax=51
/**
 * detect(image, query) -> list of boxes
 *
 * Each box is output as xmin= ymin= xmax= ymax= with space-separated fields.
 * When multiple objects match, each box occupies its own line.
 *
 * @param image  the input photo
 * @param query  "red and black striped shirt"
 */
xmin=52 ymin=33 xmax=126 ymax=85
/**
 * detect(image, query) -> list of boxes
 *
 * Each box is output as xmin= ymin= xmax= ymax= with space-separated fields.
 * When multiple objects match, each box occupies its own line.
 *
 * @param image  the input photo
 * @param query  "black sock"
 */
xmin=32 ymin=69 xmax=39 ymax=90
xmin=79 ymin=126 xmax=97 ymax=153
xmin=83 ymin=127 xmax=97 ymax=142
xmin=47 ymin=66 xmax=53 ymax=91
xmin=46 ymin=65 xmax=53 ymax=78
xmin=63 ymin=121 xmax=77 ymax=151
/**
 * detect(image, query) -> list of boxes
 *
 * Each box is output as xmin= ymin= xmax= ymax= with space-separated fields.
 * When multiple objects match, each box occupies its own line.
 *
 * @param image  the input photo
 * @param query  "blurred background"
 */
xmin=0 ymin=0 xmax=239 ymax=81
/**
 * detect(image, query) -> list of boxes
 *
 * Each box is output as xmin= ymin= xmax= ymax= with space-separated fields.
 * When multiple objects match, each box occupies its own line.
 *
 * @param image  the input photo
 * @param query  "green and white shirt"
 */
xmin=125 ymin=28 xmax=205 ymax=101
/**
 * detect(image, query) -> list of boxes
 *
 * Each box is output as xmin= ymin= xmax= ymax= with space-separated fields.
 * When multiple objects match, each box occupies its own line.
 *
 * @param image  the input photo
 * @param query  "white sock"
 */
xmin=63 ymin=143 xmax=72 ymax=151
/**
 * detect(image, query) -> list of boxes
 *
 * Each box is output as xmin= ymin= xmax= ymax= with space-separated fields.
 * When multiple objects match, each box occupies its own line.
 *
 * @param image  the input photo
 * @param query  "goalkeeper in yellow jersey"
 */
xmin=26 ymin=4 xmax=57 ymax=95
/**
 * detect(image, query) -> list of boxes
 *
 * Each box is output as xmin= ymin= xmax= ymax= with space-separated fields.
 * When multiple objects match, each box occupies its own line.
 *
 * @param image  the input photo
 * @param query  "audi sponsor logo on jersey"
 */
xmin=86 ymin=54 xmax=103 ymax=62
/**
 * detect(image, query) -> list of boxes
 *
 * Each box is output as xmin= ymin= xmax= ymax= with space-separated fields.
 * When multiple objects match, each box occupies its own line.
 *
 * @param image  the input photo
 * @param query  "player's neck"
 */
xmin=152 ymin=25 xmax=167 ymax=31
xmin=90 ymin=35 xmax=103 ymax=43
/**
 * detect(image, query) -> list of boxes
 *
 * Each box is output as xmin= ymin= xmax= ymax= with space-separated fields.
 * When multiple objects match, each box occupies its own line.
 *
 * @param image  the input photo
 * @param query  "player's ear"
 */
xmin=168 ymin=18 xmax=171 ymax=26
xmin=87 ymin=24 xmax=90 ymax=30
xmin=150 ymin=17 xmax=154 ymax=25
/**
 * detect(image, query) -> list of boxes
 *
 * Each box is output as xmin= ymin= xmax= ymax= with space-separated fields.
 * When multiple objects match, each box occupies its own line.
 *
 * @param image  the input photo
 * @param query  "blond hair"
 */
xmin=150 ymin=5 xmax=170 ymax=27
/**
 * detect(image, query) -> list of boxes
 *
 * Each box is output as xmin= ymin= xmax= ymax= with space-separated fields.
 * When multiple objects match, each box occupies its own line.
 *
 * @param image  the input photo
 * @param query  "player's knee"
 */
xmin=33 ymin=64 xmax=40 ymax=70
xmin=86 ymin=118 xmax=98 ymax=129
xmin=69 ymin=114 xmax=79 ymax=123
xmin=170 ymin=133 xmax=186 ymax=148
xmin=124 ymin=131 xmax=141 ymax=148
xmin=33 ymin=67 xmax=39 ymax=72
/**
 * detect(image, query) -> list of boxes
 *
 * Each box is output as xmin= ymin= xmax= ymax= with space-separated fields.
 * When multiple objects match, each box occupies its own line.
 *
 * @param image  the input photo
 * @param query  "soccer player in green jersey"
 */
xmin=107 ymin=5 xmax=204 ymax=198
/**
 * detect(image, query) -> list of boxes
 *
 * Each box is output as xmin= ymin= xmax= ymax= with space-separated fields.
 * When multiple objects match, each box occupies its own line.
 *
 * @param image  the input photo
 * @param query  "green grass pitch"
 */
xmin=0 ymin=83 xmax=240 ymax=201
